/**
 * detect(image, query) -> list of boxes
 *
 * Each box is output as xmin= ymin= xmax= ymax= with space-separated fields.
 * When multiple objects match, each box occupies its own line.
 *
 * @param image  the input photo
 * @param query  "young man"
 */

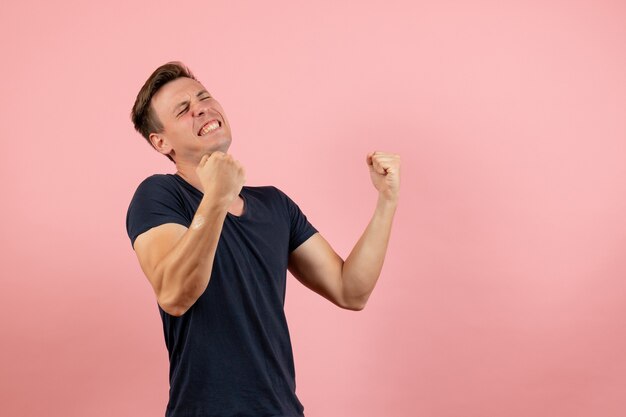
xmin=126 ymin=62 xmax=400 ymax=417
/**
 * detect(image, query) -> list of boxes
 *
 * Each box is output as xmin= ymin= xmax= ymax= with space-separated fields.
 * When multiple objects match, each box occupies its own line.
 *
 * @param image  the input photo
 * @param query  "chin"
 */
xmin=216 ymin=136 xmax=232 ymax=152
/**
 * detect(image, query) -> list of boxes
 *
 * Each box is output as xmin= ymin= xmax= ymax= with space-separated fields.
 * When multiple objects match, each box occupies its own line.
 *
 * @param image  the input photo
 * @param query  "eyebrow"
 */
xmin=172 ymin=90 xmax=211 ymax=114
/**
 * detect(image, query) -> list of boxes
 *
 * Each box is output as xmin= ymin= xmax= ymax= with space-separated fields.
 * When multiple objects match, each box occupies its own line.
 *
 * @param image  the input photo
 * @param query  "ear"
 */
xmin=149 ymin=132 xmax=174 ymax=158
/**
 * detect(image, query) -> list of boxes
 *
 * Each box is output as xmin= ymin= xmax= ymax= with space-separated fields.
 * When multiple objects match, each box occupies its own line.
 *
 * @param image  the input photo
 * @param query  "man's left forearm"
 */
xmin=341 ymin=194 xmax=398 ymax=309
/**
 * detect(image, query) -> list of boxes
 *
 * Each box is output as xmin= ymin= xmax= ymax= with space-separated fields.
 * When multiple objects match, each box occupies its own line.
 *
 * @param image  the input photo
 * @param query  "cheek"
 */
xmin=174 ymin=119 xmax=194 ymax=135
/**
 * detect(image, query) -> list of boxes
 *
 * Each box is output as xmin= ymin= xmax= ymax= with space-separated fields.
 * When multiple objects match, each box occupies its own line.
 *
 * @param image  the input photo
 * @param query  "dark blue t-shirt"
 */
xmin=126 ymin=173 xmax=318 ymax=417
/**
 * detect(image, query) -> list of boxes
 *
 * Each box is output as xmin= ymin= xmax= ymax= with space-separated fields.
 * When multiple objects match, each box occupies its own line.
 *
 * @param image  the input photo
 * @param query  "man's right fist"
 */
xmin=196 ymin=151 xmax=246 ymax=205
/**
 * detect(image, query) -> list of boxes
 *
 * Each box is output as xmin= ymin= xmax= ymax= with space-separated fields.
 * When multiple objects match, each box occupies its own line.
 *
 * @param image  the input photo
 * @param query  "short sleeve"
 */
xmin=274 ymin=187 xmax=318 ymax=252
xmin=126 ymin=175 xmax=191 ymax=248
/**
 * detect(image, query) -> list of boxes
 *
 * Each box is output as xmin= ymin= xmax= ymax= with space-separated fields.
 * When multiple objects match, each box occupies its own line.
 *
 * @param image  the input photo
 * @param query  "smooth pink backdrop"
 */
xmin=1 ymin=1 xmax=625 ymax=416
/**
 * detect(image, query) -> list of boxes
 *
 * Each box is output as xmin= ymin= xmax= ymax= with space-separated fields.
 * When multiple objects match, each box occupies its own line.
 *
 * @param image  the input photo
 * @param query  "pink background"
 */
xmin=1 ymin=1 xmax=625 ymax=416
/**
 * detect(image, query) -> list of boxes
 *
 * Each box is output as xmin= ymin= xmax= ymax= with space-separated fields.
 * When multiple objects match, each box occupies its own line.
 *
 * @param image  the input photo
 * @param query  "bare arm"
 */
xmin=133 ymin=152 xmax=245 ymax=317
xmin=289 ymin=152 xmax=400 ymax=310
xmin=134 ymin=197 xmax=228 ymax=316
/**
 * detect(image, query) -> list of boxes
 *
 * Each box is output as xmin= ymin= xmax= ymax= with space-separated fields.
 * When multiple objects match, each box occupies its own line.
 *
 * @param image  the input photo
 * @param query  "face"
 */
xmin=149 ymin=77 xmax=232 ymax=164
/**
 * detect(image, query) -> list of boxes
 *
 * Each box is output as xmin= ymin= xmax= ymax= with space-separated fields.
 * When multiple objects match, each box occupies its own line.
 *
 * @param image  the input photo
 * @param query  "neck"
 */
xmin=174 ymin=160 xmax=204 ymax=193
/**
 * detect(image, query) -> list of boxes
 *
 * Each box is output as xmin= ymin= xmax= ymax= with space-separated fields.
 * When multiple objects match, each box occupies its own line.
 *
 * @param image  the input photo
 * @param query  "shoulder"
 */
xmin=241 ymin=185 xmax=283 ymax=201
xmin=126 ymin=174 xmax=192 ymax=247
xmin=243 ymin=185 xmax=294 ymax=199
xmin=242 ymin=184 xmax=280 ymax=194
xmin=244 ymin=185 xmax=300 ymax=208
xmin=129 ymin=174 xmax=191 ymax=206
xmin=133 ymin=174 xmax=178 ymax=194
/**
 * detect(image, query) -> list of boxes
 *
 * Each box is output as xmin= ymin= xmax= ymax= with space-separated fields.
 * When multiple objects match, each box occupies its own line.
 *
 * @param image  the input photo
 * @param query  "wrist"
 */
xmin=198 ymin=193 xmax=231 ymax=215
xmin=376 ymin=193 xmax=399 ymax=211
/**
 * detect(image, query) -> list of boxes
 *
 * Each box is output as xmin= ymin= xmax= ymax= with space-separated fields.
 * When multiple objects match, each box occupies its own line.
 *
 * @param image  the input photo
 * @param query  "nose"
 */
xmin=192 ymin=100 xmax=208 ymax=118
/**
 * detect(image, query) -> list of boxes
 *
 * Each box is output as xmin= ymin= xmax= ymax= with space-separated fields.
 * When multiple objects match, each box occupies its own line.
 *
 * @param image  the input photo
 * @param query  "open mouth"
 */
xmin=197 ymin=119 xmax=221 ymax=136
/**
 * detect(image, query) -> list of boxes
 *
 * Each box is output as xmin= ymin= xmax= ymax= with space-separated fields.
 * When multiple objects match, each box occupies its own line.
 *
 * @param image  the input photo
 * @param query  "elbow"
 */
xmin=340 ymin=295 xmax=368 ymax=311
xmin=169 ymin=307 xmax=189 ymax=317
xmin=158 ymin=281 xmax=205 ymax=316
xmin=344 ymin=303 xmax=366 ymax=312
xmin=156 ymin=276 xmax=202 ymax=317
xmin=157 ymin=295 xmax=191 ymax=317
xmin=152 ymin=270 xmax=186 ymax=317
xmin=156 ymin=266 xmax=206 ymax=317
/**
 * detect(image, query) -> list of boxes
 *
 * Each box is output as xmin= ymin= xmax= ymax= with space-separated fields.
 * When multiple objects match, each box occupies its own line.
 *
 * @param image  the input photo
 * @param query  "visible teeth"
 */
xmin=200 ymin=120 xmax=220 ymax=136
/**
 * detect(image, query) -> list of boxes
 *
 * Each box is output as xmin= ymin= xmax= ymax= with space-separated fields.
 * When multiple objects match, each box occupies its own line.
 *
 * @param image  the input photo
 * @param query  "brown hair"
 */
xmin=131 ymin=61 xmax=197 ymax=163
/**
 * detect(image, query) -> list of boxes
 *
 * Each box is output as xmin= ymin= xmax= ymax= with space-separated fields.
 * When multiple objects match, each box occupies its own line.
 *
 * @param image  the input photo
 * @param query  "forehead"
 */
xmin=151 ymin=77 xmax=207 ymax=113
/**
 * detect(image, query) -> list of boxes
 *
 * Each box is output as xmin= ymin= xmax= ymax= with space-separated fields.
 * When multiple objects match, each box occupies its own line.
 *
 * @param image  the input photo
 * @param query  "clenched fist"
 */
xmin=196 ymin=151 xmax=246 ymax=206
xmin=366 ymin=151 xmax=400 ymax=202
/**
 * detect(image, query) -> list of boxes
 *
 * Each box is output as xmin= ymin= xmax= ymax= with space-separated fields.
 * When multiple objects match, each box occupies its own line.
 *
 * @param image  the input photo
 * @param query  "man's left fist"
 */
xmin=366 ymin=151 xmax=401 ymax=202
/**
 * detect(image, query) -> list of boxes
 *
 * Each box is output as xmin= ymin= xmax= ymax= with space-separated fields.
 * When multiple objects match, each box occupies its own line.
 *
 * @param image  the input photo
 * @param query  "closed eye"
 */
xmin=177 ymin=106 xmax=189 ymax=117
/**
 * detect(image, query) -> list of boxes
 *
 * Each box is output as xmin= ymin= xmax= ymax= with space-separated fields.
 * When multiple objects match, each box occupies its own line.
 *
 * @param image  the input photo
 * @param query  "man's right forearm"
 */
xmin=154 ymin=195 xmax=230 ymax=316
